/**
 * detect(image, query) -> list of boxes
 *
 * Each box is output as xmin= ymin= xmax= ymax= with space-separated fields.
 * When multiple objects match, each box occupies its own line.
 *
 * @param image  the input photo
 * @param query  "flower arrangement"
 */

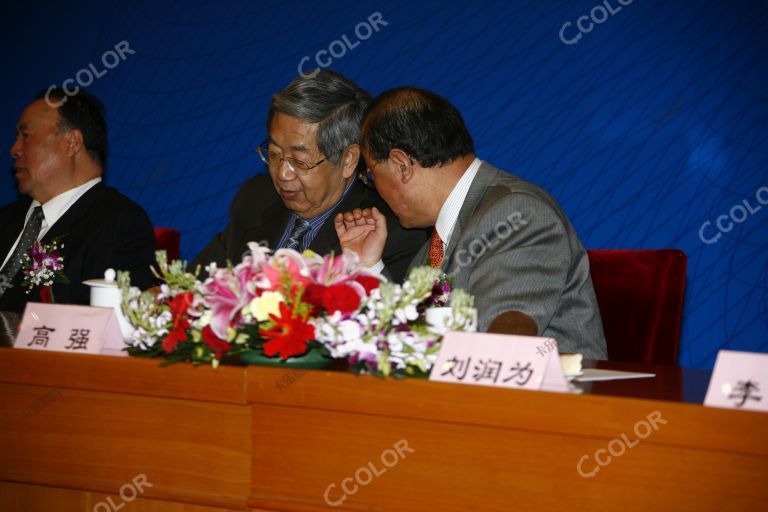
xmin=21 ymin=240 xmax=69 ymax=303
xmin=119 ymin=243 xmax=475 ymax=377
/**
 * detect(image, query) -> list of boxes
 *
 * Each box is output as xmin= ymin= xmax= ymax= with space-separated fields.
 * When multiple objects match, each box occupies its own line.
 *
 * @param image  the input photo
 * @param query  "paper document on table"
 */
xmin=574 ymin=369 xmax=656 ymax=382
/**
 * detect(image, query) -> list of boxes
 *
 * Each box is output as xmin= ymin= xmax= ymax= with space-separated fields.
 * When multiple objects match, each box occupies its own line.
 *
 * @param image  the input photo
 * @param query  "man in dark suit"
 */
xmin=335 ymin=87 xmax=607 ymax=359
xmin=193 ymin=70 xmax=427 ymax=281
xmin=0 ymin=89 xmax=155 ymax=316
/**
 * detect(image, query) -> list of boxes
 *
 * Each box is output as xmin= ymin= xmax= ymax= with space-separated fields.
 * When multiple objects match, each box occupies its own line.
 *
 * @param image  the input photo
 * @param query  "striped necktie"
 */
xmin=0 ymin=206 xmax=44 ymax=297
xmin=285 ymin=218 xmax=312 ymax=251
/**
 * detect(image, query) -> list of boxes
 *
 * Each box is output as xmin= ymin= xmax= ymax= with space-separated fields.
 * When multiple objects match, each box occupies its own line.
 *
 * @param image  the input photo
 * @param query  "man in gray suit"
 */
xmin=334 ymin=87 xmax=607 ymax=359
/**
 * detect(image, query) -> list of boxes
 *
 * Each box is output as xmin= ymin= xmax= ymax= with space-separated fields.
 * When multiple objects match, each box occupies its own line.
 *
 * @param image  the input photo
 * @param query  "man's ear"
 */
xmin=388 ymin=148 xmax=415 ymax=184
xmin=64 ymin=128 xmax=84 ymax=158
xmin=340 ymin=144 xmax=360 ymax=179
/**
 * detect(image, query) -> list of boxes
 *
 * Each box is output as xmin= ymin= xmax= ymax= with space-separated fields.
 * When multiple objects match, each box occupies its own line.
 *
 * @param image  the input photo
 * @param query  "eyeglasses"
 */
xmin=358 ymin=158 xmax=385 ymax=188
xmin=358 ymin=169 xmax=375 ymax=188
xmin=256 ymin=141 xmax=326 ymax=175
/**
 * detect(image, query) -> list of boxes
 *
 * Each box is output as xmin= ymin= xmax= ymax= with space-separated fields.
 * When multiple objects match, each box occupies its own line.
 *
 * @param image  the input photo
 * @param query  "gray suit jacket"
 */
xmin=409 ymin=162 xmax=607 ymax=359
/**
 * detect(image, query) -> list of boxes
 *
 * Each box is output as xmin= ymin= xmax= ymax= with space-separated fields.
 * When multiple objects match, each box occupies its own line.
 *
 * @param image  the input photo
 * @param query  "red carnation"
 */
xmin=321 ymin=283 xmax=361 ymax=314
xmin=302 ymin=283 xmax=327 ymax=315
xmin=353 ymin=275 xmax=381 ymax=295
xmin=201 ymin=325 xmax=232 ymax=361
xmin=260 ymin=302 xmax=315 ymax=360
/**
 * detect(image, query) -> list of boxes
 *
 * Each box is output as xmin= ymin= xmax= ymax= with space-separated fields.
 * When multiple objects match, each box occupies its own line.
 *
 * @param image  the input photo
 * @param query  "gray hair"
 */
xmin=267 ymin=70 xmax=371 ymax=166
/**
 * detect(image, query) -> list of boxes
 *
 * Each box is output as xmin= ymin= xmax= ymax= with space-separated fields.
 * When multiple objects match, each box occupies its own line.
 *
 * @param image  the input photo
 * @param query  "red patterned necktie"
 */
xmin=429 ymin=228 xmax=444 ymax=268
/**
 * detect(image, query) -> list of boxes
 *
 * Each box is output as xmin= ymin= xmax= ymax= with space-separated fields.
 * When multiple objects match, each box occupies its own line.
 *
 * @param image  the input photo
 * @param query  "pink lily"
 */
xmin=200 ymin=267 xmax=249 ymax=339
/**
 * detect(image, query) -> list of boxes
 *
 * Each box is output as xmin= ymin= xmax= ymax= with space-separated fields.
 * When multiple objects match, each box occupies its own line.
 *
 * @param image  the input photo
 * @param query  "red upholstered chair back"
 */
xmin=587 ymin=249 xmax=687 ymax=365
xmin=153 ymin=227 xmax=181 ymax=262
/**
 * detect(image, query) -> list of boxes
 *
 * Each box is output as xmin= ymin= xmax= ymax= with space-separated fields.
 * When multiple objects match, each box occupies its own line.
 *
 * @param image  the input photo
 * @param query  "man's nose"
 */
xmin=276 ymin=159 xmax=296 ymax=180
xmin=10 ymin=138 xmax=21 ymax=159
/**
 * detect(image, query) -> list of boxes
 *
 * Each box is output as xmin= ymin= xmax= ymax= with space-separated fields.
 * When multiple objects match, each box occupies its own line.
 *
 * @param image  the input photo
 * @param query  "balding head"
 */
xmin=361 ymin=87 xmax=474 ymax=168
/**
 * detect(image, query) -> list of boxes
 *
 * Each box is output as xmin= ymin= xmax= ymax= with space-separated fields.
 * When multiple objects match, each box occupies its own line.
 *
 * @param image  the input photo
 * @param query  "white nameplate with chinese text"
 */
xmin=704 ymin=350 xmax=768 ymax=412
xmin=14 ymin=303 xmax=127 ymax=357
xmin=429 ymin=332 xmax=570 ymax=393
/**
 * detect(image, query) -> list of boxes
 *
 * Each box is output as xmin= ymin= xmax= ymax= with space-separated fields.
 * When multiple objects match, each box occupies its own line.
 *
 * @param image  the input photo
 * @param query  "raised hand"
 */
xmin=334 ymin=207 xmax=387 ymax=268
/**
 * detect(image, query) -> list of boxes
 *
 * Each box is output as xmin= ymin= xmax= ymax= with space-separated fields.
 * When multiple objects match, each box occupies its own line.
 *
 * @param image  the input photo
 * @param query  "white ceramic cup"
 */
xmin=83 ymin=269 xmax=134 ymax=340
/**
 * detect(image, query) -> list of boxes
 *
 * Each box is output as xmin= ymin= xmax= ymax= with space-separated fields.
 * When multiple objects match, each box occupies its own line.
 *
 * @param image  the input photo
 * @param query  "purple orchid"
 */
xmin=28 ymin=241 xmax=64 ymax=272
xmin=428 ymin=279 xmax=452 ymax=307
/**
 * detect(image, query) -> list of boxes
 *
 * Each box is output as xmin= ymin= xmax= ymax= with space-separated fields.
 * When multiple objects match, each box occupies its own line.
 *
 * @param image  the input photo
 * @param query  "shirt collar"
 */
xmin=435 ymin=158 xmax=482 ymax=247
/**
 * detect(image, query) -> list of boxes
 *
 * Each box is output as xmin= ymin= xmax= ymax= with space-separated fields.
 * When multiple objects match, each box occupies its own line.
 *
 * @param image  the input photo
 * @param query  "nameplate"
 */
xmin=14 ymin=303 xmax=127 ymax=357
xmin=430 ymin=332 xmax=570 ymax=393
xmin=704 ymin=350 xmax=768 ymax=412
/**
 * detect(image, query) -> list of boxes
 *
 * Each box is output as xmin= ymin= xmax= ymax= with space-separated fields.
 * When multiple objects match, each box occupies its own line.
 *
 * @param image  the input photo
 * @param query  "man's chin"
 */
xmin=280 ymin=198 xmax=315 ymax=219
xmin=393 ymin=213 xmax=415 ymax=229
xmin=280 ymin=197 xmax=302 ymax=210
xmin=14 ymin=176 xmax=29 ymax=194
xmin=399 ymin=217 xmax=432 ymax=230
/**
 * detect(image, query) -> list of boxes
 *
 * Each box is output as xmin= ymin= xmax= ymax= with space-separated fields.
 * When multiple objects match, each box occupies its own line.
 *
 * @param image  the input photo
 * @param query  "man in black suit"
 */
xmin=193 ymin=70 xmax=427 ymax=281
xmin=0 ymin=89 xmax=155 ymax=316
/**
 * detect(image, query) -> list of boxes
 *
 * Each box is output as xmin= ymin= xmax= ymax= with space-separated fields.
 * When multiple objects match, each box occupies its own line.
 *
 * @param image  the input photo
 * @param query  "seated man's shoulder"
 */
xmin=0 ymin=196 xmax=30 ymax=217
xmin=90 ymin=186 xmax=151 ymax=222
xmin=477 ymin=169 xmax=569 ymax=227
xmin=95 ymin=185 xmax=143 ymax=205
xmin=220 ymin=174 xmax=280 ymax=219
xmin=235 ymin=173 xmax=277 ymax=201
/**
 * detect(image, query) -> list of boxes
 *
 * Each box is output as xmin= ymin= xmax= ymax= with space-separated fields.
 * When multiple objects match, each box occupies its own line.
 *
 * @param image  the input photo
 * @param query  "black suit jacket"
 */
xmin=193 ymin=174 xmax=429 ymax=282
xmin=0 ymin=183 xmax=156 ymax=314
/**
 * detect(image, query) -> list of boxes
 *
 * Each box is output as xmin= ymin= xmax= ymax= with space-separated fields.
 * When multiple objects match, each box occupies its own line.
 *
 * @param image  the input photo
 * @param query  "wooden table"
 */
xmin=0 ymin=347 xmax=766 ymax=511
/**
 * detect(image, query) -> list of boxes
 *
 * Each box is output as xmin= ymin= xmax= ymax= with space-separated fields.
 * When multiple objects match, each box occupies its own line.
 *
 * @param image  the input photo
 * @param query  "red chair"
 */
xmin=153 ymin=227 xmax=181 ymax=262
xmin=587 ymin=249 xmax=687 ymax=365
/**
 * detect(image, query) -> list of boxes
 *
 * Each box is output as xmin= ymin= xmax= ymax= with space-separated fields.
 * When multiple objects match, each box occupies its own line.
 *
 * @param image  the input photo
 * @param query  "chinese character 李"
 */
xmin=728 ymin=380 xmax=762 ymax=408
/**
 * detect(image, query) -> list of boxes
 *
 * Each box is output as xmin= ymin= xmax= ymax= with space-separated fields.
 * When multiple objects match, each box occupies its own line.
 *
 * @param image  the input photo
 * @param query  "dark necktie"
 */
xmin=0 ymin=206 xmax=45 ymax=297
xmin=285 ymin=219 xmax=312 ymax=251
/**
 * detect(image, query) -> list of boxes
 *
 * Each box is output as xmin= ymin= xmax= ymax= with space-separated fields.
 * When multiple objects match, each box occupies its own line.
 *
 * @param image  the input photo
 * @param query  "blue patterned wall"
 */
xmin=2 ymin=0 xmax=766 ymax=368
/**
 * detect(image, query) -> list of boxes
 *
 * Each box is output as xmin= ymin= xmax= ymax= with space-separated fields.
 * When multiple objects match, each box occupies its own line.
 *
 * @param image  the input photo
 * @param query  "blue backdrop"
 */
xmin=2 ymin=0 xmax=766 ymax=368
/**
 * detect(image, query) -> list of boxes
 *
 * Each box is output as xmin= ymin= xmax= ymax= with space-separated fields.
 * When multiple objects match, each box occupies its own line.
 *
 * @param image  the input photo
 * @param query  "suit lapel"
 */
xmin=408 ymin=240 xmax=430 ymax=269
xmin=443 ymin=163 xmax=498 ymax=268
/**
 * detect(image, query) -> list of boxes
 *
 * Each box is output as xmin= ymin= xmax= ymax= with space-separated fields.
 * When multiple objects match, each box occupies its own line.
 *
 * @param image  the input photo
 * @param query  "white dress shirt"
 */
xmin=433 ymin=157 xmax=482 ymax=251
xmin=1 ymin=178 xmax=102 ymax=269
xmin=369 ymin=158 xmax=482 ymax=275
